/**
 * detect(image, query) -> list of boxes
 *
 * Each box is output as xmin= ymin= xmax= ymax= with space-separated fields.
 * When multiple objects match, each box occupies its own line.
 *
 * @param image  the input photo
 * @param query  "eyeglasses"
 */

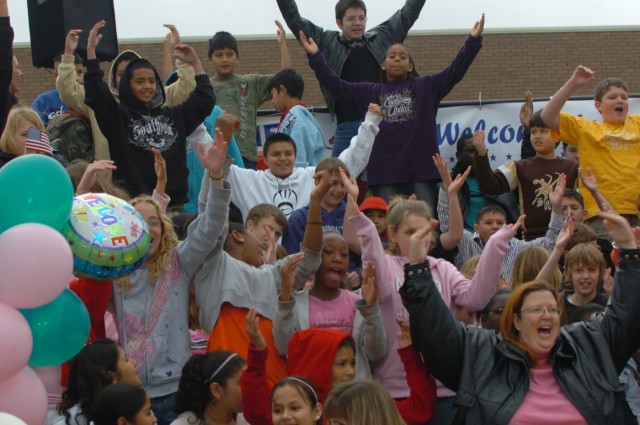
xmin=520 ymin=306 xmax=562 ymax=316
xmin=343 ymin=15 xmax=367 ymax=24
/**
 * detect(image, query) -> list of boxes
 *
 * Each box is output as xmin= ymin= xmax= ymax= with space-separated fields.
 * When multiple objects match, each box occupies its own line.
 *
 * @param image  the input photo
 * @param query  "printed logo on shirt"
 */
xmin=532 ymin=172 xmax=561 ymax=211
xmin=238 ymin=82 xmax=249 ymax=97
xmin=600 ymin=131 xmax=638 ymax=151
xmin=312 ymin=310 xmax=354 ymax=333
xmin=273 ymin=188 xmax=298 ymax=217
xmin=380 ymin=89 xmax=415 ymax=124
xmin=128 ymin=115 xmax=178 ymax=151
xmin=47 ymin=105 xmax=66 ymax=123
xmin=280 ymin=113 xmax=296 ymax=133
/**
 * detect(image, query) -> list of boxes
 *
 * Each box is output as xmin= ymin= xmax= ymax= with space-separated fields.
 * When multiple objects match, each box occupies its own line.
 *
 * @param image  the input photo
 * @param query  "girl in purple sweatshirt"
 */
xmin=298 ymin=15 xmax=485 ymax=207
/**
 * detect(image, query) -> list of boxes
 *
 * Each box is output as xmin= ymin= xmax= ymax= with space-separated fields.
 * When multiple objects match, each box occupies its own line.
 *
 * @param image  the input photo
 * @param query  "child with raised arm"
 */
xmin=207 ymin=22 xmax=291 ymax=169
xmin=541 ymin=65 xmax=640 ymax=238
xmin=82 ymin=21 xmax=215 ymax=205
xmin=473 ymin=118 xmax=578 ymax=240
xmin=298 ymin=14 xmax=485 ymax=205
xmin=198 ymin=104 xmax=383 ymax=220
xmin=439 ymin=170 xmax=567 ymax=284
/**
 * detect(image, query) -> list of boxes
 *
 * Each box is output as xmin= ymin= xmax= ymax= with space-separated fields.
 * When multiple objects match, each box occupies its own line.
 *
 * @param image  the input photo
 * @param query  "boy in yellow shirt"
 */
xmin=541 ymin=65 xmax=640 ymax=238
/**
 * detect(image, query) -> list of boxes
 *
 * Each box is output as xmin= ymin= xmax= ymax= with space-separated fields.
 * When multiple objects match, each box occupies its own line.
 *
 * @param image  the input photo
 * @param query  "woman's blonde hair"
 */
xmin=386 ymin=195 xmax=435 ymax=253
xmin=0 ymin=107 xmax=45 ymax=156
xmin=116 ymin=196 xmax=178 ymax=292
xmin=459 ymin=255 xmax=481 ymax=279
xmin=324 ymin=380 xmax=406 ymax=425
xmin=510 ymin=246 xmax=562 ymax=291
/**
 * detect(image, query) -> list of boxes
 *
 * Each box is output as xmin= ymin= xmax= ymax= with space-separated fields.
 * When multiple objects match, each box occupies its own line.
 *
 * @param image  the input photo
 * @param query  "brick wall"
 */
xmin=14 ymin=29 xmax=640 ymax=107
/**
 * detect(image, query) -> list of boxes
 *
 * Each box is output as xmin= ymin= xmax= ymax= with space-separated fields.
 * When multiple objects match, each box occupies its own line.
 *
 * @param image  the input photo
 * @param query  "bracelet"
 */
xmin=209 ymin=172 xmax=224 ymax=181
xmin=195 ymin=72 xmax=208 ymax=77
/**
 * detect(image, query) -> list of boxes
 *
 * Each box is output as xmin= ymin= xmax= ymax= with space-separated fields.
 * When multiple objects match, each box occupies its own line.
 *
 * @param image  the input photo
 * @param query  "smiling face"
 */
xmin=570 ymin=263 xmax=600 ymax=299
xmin=381 ymin=44 xmax=412 ymax=82
xmin=129 ymin=67 xmax=157 ymax=105
xmin=321 ymin=172 xmax=347 ymax=211
xmin=336 ymin=6 xmax=367 ymax=40
xmin=317 ymin=233 xmax=349 ymax=289
xmin=265 ymin=141 xmax=296 ymax=179
xmin=596 ymin=86 xmax=629 ymax=125
xmin=513 ymin=290 xmax=561 ymax=355
xmin=246 ymin=216 xmax=284 ymax=242
xmin=271 ymin=384 xmax=321 ymax=425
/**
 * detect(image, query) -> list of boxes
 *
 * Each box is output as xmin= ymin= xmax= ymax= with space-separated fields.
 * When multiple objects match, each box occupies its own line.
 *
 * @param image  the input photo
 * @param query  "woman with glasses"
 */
xmin=400 ymin=208 xmax=640 ymax=424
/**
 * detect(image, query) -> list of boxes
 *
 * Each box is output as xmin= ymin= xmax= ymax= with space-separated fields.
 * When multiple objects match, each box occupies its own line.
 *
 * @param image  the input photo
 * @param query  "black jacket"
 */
xmin=0 ymin=16 xmax=18 ymax=134
xmin=276 ymin=0 xmax=426 ymax=114
xmin=400 ymin=253 xmax=640 ymax=424
xmin=84 ymin=58 xmax=215 ymax=204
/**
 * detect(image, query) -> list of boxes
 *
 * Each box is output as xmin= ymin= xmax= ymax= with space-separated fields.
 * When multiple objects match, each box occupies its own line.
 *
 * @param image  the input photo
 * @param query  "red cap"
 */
xmin=359 ymin=196 xmax=388 ymax=213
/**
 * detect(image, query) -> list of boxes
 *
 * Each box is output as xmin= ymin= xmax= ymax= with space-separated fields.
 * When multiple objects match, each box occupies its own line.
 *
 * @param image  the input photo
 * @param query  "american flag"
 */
xmin=26 ymin=127 xmax=52 ymax=155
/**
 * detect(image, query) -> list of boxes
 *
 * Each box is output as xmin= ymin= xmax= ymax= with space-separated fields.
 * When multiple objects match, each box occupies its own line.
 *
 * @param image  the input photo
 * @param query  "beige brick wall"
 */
xmin=14 ymin=29 xmax=640 ymax=107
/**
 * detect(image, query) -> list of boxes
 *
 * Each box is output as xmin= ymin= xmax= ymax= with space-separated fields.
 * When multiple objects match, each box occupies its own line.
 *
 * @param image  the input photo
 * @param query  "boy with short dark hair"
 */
xmin=208 ymin=23 xmax=291 ymax=169
xmin=32 ymin=52 xmax=83 ymax=126
xmin=268 ymin=68 xmax=326 ymax=167
xmin=438 ymin=175 xmax=567 ymax=284
xmin=199 ymin=104 xmax=383 ymax=221
xmin=473 ymin=112 xmax=578 ymax=240
xmin=245 ymin=203 xmax=288 ymax=264
xmin=542 ymin=66 xmax=640 ymax=238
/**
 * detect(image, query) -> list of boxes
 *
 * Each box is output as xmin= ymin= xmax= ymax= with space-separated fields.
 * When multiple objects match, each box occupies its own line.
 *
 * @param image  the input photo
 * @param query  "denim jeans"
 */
xmin=151 ymin=392 xmax=177 ymax=425
xmin=331 ymin=120 xmax=361 ymax=158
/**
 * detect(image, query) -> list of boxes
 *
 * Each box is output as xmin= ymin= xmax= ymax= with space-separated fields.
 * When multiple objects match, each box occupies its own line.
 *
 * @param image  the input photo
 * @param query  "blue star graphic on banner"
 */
xmin=490 ymin=154 xmax=496 ymax=162
xmin=449 ymin=156 xmax=455 ymax=163
xmin=506 ymin=153 xmax=512 ymax=160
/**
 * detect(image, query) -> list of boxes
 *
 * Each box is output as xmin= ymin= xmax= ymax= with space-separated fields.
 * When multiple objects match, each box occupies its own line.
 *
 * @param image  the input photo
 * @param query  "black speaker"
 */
xmin=27 ymin=0 xmax=119 ymax=68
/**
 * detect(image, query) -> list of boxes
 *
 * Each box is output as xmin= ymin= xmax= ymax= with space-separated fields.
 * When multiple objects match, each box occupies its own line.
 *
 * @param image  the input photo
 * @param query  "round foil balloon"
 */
xmin=61 ymin=193 xmax=150 ymax=279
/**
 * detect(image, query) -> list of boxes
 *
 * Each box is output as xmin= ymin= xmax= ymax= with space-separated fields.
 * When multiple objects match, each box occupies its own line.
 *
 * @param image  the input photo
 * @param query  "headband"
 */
xmin=206 ymin=353 xmax=239 ymax=384
xmin=284 ymin=377 xmax=318 ymax=404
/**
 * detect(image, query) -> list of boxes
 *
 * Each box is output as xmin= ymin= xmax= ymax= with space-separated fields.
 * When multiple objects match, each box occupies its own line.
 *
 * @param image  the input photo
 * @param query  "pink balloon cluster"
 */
xmin=0 ymin=156 xmax=76 ymax=425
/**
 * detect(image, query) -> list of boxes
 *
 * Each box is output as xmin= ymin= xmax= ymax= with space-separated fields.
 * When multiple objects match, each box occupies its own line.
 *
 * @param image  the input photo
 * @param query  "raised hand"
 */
xmin=408 ymin=220 xmax=438 ymax=265
xmin=555 ymin=217 xmax=575 ymax=251
xmin=519 ymin=91 xmax=533 ymax=130
xmin=172 ymin=44 xmax=198 ymax=65
xmin=396 ymin=319 xmax=412 ymax=349
xmin=578 ymin=166 xmax=598 ymax=194
xmin=367 ymin=103 xmax=382 ymax=116
xmin=432 ymin=154 xmax=452 ymax=191
xmin=276 ymin=20 xmax=287 ymax=45
xmin=471 ymin=13 xmax=485 ymax=38
xmin=548 ymin=173 xmax=567 ymax=214
xmin=472 ymin=130 xmax=487 ymax=157
xmin=298 ymin=30 xmax=318 ymax=55
xmin=65 ymin=29 xmax=82 ymax=55
xmin=87 ymin=20 xmax=106 ymax=59
xmin=448 ymin=166 xmax=472 ymax=195
xmin=339 ymin=167 xmax=359 ymax=199
xmin=76 ymin=160 xmax=117 ymax=194
xmin=279 ymin=252 xmax=304 ymax=301
xmin=599 ymin=204 xmax=635 ymax=249
xmin=569 ymin=65 xmax=595 ymax=87
xmin=216 ymin=112 xmax=240 ymax=142
xmin=198 ymin=127 xmax=228 ymax=179
xmin=245 ymin=307 xmax=266 ymax=350
xmin=507 ymin=215 xmax=526 ymax=234
xmin=311 ymin=170 xmax=332 ymax=202
xmin=360 ymin=262 xmax=378 ymax=305
xmin=163 ymin=24 xmax=180 ymax=49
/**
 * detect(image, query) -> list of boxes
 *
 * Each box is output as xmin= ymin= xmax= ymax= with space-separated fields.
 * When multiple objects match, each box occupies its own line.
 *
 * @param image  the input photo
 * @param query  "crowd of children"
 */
xmin=3 ymin=0 xmax=640 ymax=423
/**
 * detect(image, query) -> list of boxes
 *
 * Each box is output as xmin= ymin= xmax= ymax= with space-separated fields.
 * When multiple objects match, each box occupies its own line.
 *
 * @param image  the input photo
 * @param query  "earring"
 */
xmin=518 ymin=334 xmax=524 ymax=344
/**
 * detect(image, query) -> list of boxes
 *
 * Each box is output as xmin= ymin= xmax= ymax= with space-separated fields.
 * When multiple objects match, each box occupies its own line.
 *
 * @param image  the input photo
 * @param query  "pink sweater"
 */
xmin=351 ymin=213 xmax=513 ymax=398
xmin=509 ymin=354 xmax=587 ymax=424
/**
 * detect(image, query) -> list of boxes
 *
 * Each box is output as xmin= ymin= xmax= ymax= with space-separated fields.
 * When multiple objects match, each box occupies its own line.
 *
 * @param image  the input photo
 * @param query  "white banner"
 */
xmin=257 ymin=97 xmax=640 ymax=170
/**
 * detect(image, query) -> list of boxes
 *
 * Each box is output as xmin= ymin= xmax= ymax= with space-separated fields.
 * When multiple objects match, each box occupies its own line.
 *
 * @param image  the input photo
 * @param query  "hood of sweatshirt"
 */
xmin=108 ymin=50 xmax=142 ymax=98
xmin=287 ymin=328 xmax=353 ymax=403
xmin=117 ymin=58 xmax=166 ymax=112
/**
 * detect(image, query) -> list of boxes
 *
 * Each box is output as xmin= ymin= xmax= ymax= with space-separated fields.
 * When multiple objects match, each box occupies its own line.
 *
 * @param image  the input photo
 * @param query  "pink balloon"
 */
xmin=0 ymin=303 xmax=32 ymax=381
xmin=0 ymin=366 xmax=47 ymax=425
xmin=0 ymin=223 xmax=73 ymax=308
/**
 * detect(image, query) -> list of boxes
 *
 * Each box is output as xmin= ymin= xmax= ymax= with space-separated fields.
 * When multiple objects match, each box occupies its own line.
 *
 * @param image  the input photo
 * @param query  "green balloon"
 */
xmin=19 ymin=289 xmax=90 ymax=367
xmin=0 ymin=155 xmax=73 ymax=233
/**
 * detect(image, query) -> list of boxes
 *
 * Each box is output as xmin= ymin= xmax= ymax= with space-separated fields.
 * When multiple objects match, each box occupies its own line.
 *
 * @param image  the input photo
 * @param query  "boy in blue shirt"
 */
xmin=268 ymin=68 xmax=327 ymax=167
